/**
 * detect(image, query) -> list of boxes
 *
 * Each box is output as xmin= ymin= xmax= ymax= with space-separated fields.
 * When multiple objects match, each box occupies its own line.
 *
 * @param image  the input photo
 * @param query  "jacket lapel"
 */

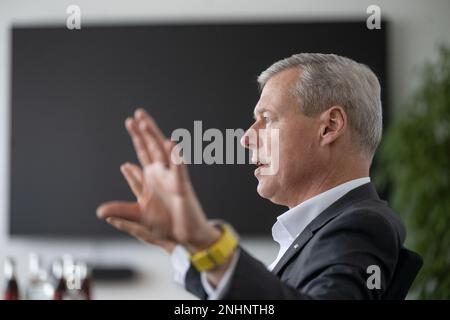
xmin=271 ymin=226 xmax=314 ymax=275
xmin=271 ymin=182 xmax=378 ymax=276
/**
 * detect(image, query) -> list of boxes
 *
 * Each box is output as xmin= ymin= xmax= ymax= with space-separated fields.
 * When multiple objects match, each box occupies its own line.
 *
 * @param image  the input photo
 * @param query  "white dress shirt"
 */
xmin=171 ymin=177 xmax=371 ymax=299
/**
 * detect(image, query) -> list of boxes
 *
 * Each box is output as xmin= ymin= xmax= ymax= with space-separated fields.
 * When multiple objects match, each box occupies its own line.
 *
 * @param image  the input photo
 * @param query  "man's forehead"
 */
xmin=253 ymin=85 xmax=297 ymax=117
xmin=255 ymin=68 xmax=300 ymax=111
xmin=253 ymin=100 xmax=272 ymax=113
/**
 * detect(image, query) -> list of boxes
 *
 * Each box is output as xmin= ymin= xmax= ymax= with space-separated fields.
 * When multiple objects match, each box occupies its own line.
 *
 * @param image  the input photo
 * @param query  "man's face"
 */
xmin=241 ymin=68 xmax=323 ymax=207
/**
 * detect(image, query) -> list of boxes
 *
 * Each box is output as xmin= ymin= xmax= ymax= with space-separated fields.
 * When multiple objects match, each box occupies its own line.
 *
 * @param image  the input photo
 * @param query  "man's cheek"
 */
xmin=261 ymin=129 xmax=280 ymax=176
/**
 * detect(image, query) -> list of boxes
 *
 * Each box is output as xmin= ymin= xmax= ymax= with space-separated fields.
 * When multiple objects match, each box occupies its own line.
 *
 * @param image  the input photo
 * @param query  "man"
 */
xmin=97 ymin=53 xmax=407 ymax=299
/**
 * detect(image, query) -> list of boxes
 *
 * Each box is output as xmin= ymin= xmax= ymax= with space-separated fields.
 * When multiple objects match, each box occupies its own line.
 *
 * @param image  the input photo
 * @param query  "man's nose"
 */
xmin=240 ymin=128 xmax=258 ymax=150
xmin=240 ymin=134 xmax=249 ymax=149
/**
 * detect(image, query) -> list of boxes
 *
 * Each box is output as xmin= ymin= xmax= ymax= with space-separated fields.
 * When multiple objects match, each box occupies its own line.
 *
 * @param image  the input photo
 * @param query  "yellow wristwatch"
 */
xmin=189 ymin=223 xmax=238 ymax=272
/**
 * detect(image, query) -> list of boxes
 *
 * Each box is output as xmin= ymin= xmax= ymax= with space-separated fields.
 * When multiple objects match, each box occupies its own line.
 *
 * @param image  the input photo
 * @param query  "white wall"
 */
xmin=0 ymin=0 xmax=449 ymax=299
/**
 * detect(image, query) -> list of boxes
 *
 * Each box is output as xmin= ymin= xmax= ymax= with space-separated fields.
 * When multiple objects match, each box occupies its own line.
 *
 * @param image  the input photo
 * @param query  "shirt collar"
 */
xmin=272 ymin=177 xmax=371 ymax=245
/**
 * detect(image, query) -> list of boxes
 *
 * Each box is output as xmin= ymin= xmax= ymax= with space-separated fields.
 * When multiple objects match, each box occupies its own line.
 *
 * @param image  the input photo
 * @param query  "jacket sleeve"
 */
xmin=184 ymin=265 xmax=208 ymax=299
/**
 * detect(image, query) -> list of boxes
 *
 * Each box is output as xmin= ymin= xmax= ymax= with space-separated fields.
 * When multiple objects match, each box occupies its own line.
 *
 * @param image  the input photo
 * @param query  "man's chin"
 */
xmin=256 ymin=179 xmax=287 ymax=205
xmin=256 ymin=180 xmax=274 ymax=200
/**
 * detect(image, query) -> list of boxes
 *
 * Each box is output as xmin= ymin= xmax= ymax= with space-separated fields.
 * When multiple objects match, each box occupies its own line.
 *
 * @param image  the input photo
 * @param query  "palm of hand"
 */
xmin=97 ymin=109 xmax=214 ymax=251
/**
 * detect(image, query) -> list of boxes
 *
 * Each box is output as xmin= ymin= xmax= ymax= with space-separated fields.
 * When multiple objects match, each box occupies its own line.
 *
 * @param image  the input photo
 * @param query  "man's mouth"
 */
xmin=255 ymin=161 xmax=269 ymax=168
xmin=254 ymin=160 xmax=270 ymax=176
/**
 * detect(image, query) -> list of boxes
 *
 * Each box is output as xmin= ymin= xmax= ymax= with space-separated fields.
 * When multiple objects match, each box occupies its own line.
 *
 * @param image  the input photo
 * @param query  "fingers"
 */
xmin=127 ymin=162 xmax=143 ymax=182
xmin=135 ymin=110 xmax=169 ymax=166
xmin=106 ymin=217 xmax=154 ymax=242
xmin=139 ymin=121 xmax=169 ymax=165
xmin=134 ymin=109 xmax=167 ymax=148
xmin=125 ymin=118 xmax=152 ymax=166
xmin=123 ymin=108 xmax=190 ymax=191
xmin=120 ymin=162 xmax=143 ymax=198
xmin=165 ymin=140 xmax=188 ymax=184
xmin=106 ymin=218 xmax=175 ymax=252
xmin=126 ymin=108 xmax=171 ymax=167
xmin=96 ymin=201 xmax=141 ymax=222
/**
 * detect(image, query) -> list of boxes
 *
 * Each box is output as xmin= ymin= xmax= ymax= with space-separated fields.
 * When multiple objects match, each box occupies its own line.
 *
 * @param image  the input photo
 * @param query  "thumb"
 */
xmin=96 ymin=201 xmax=141 ymax=222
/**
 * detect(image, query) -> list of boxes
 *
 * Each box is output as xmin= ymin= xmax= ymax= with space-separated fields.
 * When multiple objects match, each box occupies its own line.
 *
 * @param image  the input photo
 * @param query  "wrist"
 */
xmin=205 ymin=247 xmax=236 ymax=274
xmin=184 ymin=223 xmax=222 ymax=255
xmin=186 ymin=222 xmax=239 ymax=273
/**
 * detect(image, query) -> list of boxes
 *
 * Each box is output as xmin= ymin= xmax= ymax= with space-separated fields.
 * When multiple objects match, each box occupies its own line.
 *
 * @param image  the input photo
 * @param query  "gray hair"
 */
xmin=258 ymin=53 xmax=382 ymax=159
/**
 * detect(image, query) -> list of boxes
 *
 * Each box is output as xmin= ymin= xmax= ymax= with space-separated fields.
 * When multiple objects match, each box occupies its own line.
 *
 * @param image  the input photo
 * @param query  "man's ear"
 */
xmin=318 ymin=106 xmax=347 ymax=146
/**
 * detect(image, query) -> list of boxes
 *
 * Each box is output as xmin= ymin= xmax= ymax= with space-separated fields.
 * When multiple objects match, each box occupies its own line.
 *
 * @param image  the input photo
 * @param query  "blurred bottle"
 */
xmin=52 ymin=255 xmax=92 ymax=300
xmin=62 ymin=255 xmax=82 ymax=300
xmin=3 ymin=257 xmax=20 ymax=300
xmin=26 ymin=253 xmax=53 ymax=300
xmin=79 ymin=262 xmax=92 ymax=300
xmin=50 ymin=259 xmax=66 ymax=300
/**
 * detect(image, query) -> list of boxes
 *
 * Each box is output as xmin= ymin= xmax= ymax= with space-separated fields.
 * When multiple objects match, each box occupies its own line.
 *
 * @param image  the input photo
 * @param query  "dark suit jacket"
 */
xmin=185 ymin=182 xmax=406 ymax=299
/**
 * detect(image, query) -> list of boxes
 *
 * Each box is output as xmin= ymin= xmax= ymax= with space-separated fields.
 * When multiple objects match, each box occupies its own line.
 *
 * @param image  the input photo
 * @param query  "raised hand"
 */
xmin=96 ymin=109 xmax=221 ymax=254
xmin=105 ymin=162 xmax=176 ymax=253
